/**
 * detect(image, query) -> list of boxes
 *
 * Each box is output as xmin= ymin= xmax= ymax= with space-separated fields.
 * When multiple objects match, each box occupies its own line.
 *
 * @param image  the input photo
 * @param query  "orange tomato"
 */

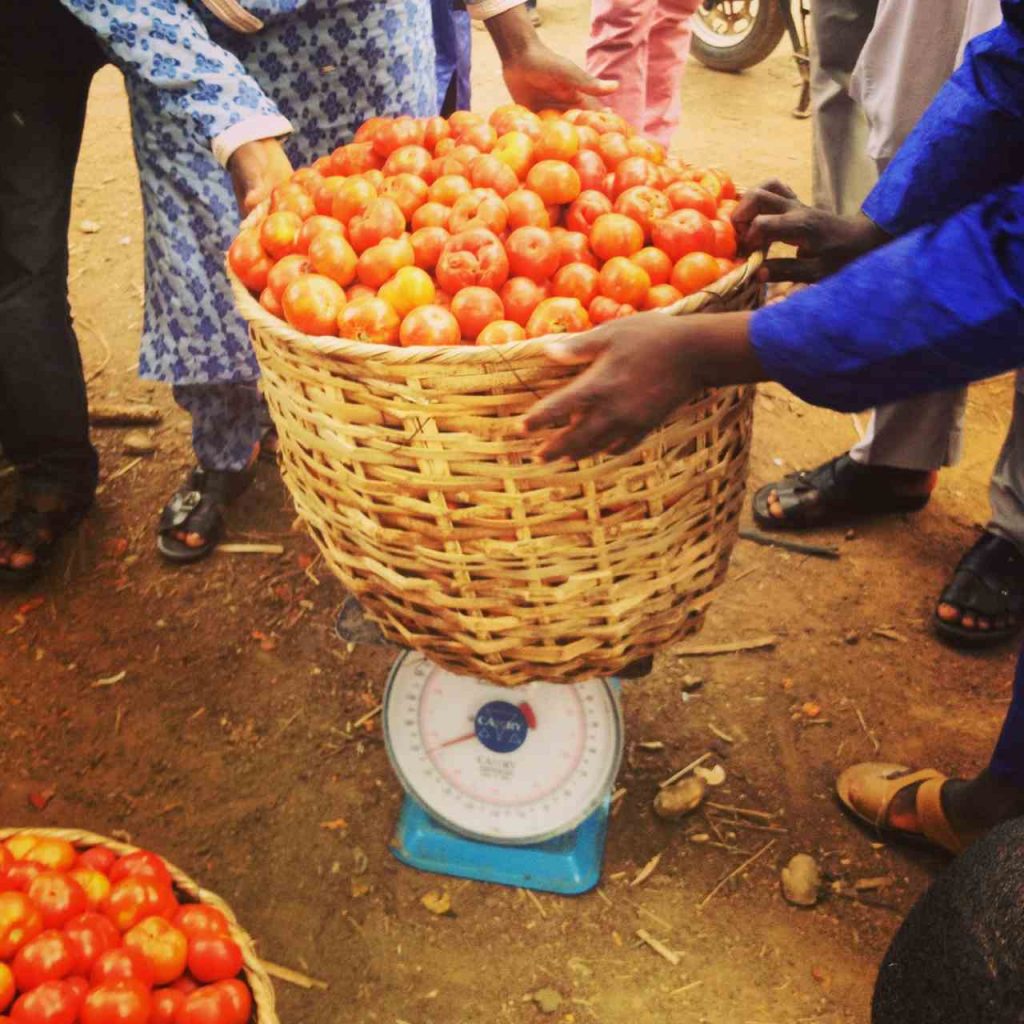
xmin=505 ymin=226 xmax=559 ymax=282
xmin=450 ymin=286 xmax=505 ymax=340
xmin=569 ymin=148 xmax=608 ymax=191
xmin=338 ymin=297 xmax=401 ymax=344
xmin=534 ymin=120 xmax=579 ymax=162
xmin=0 ymin=893 xmax=43 ymax=959
xmin=314 ymin=175 xmax=349 ymax=215
xmin=589 ymin=213 xmax=644 ymax=260
xmin=564 ymin=190 xmax=613 ymax=234
xmin=330 ymin=178 xmax=378 ymax=225
xmin=468 ymin=154 xmax=519 ymax=197
xmin=330 ymin=141 xmax=383 ymax=176
xmin=269 ymin=182 xmax=315 ymax=219
xmin=526 ymin=297 xmax=591 ymax=338
xmin=651 ymin=209 xmax=715 ymax=261
xmin=588 ymin=295 xmax=634 ymax=323
xmin=372 ymin=116 xmax=425 ymax=158
xmin=423 ymin=115 xmax=452 ymax=151
xmin=259 ymin=211 xmax=303 ymax=260
xmin=378 ymin=265 xmax=436 ymax=317
xmin=398 ymin=305 xmax=461 ymax=346
xmin=630 ymin=246 xmax=673 ymax=286
xmin=611 ymin=156 xmax=660 ymax=197
xmin=595 ymin=131 xmax=631 ymax=167
xmin=664 ymin=180 xmax=718 ymax=218
xmin=347 ymin=197 xmax=406 ymax=253
xmin=716 ymin=256 xmax=737 ymax=275
xmin=709 ymin=218 xmax=738 ymax=258
xmin=410 ymin=201 xmax=451 ymax=231
xmin=265 ymin=253 xmax=311 ymax=300
xmin=409 ymin=226 xmax=450 ymax=271
xmin=259 ymin=287 xmax=283 ymax=317
xmin=500 ymin=276 xmax=549 ymax=326
xmin=456 ymin=122 xmax=498 ymax=153
xmin=0 ymin=962 xmax=13 ymax=1013
xmin=281 ymin=274 xmax=346 ymax=335
xmin=552 ymin=262 xmax=600 ymax=307
xmin=296 ymin=214 xmax=344 ymax=254
xmin=694 ymin=167 xmax=736 ymax=202
xmin=429 ymin=174 xmax=472 ymax=206
xmin=599 ymin=256 xmax=650 ymax=307
xmin=490 ymin=105 xmax=543 ymax=139
xmin=448 ymin=189 xmax=508 ymax=234
xmin=492 ymin=131 xmax=535 ymax=179
xmin=526 ymin=160 xmax=581 ymax=205
xmin=553 ymin=230 xmax=597 ymax=268
xmin=476 ymin=319 xmax=526 ymax=345
xmin=307 ymin=232 xmax=358 ymax=287
xmin=382 ymin=144 xmax=432 ymax=178
xmin=356 ymin=236 xmax=415 ymax=288
xmin=613 ymin=185 xmax=671 ymax=237
xmin=670 ymin=251 xmax=722 ymax=296
xmin=290 ymin=166 xmax=324 ymax=193
xmin=436 ymin=227 xmax=510 ymax=294
xmin=380 ymin=173 xmax=429 ymax=221
xmin=228 ymin=229 xmax=273 ymax=292
xmin=627 ymin=135 xmax=666 ymax=164
xmin=67 ymin=869 xmax=111 ymax=912
xmin=123 ymin=918 xmax=187 ymax=985
xmin=346 ymin=283 xmax=377 ymax=303
xmin=642 ymin=283 xmax=684 ymax=309
xmin=505 ymin=189 xmax=550 ymax=230
xmin=718 ymin=198 xmax=739 ymax=218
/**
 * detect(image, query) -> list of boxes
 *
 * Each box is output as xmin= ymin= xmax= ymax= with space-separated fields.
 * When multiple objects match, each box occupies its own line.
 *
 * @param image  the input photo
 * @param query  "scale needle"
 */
xmin=428 ymin=702 xmax=538 ymax=754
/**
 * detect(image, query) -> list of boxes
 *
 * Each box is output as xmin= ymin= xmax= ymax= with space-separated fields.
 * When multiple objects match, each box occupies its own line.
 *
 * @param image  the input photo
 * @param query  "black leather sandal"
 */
xmin=0 ymin=495 xmax=92 ymax=589
xmin=156 ymin=467 xmax=254 ymax=565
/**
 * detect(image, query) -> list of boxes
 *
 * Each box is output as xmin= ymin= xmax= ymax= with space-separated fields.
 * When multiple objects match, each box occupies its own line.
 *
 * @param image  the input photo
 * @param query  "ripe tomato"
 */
xmin=12 ymin=931 xmax=74 ymax=992
xmin=90 ymin=947 xmax=154 ymax=988
xmin=295 ymin=214 xmax=344 ymax=254
xmin=123 ymin=917 xmax=187 ymax=986
xmin=173 ymin=986 xmax=233 ymax=1024
xmin=330 ymin=178 xmax=377 ymax=225
xmin=227 ymin=229 xmax=273 ymax=293
xmin=380 ymin=173 xmax=429 ymax=221
xmin=21 ymin=843 xmax=75 ymax=875
xmin=613 ymin=186 xmax=671 ymax=237
xmin=80 ymin=981 xmax=151 ymax=1024
xmin=694 ymin=167 xmax=736 ymax=202
xmin=449 ymin=286 xmax=504 ymax=340
xmin=717 ymin=198 xmax=739 ymax=219
xmin=505 ymin=227 xmax=559 ymax=282
xmin=378 ymin=265 xmax=436 ymax=317
xmin=382 ymin=144 xmax=432 ymax=178
xmin=0 ymin=893 xmax=43 ymax=959
xmin=410 ymin=202 xmax=450 ymax=231
xmin=630 ymin=246 xmax=672 ymax=286
xmin=588 ymin=295 xmax=629 ymax=324
xmin=599 ymin=256 xmax=650 ymax=307
xmin=428 ymin=174 xmax=472 ymax=206
xmin=171 ymin=906 xmax=229 ymax=941
xmin=0 ymin=849 xmax=11 ymax=878
xmin=348 ymin=198 xmax=406 ymax=253
xmin=716 ymin=257 xmax=737 ymax=275
xmin=210 ymin=980 xmax=251 ymax=1024
xmin=398 ymin=305 xmax=461 ymax=347
xmin=2 ymin=865 xmax=44 ymax=895
xmin=534 ymin=120 xmax=579 ymax=162
xmin=313 ymin=176 xmax=348 ymax=215
xmin=0 ymin=963 xmax=13 ymax=1013
xmin=4 ymin=837 xmax=38 ymax=862
xmin=409 ymin=226 xmax=450 ymax=271
xmin=595 ymin=131 xmax=631 ymax=167
xmin=265 ymin=254 xmax=311 ymax=301
xmin=499 ymin=277 xmax=548 ymax=326
xmin=338 ymin=298 xmax=401 ymax=344
xmin=281 ymin=274 xmax=346 ymax=335
xmin=590 ymin=213 xmax=644 ymax=260
xmin=611 ymin=156 xmax=660 ymax=197
xmin=642 ymin=283 xmax=684 ymax=309
xmin=455 ymin=122 xmax=497 ymax=153
xmin=552 ymin=262 xmax=600 ymax=307
xmin=468 ymin=154 xmax=518 ymax=197
xmin=330 ymin=142 xmax=383 ymax=176
xmin=308 ymin=231 xmax=358 ymax=287
xmin=104 ymin=877 xmax=177 ymax=934
xmin=565 ymin=190 xmax=613 ymax=235
xmin=651 ymin=209 xmax=715 ymax=262
xmin=147 ymin=988 xmax=184 ymax=1024
xmin=345 ymin=283 xmax=377 ymax=303
xmin=664 ymin=180 xmax=717 ymax=218
xmin=75 ymin=849 xmax=116 ymax=877
xmin=372 ymin=117 xmax=424 ymax=158
xmin=627 ymin=135 xmax=666 ymax=163
xmin=709 ymin=218 xmax=737 ymax=258
xmin=290 ymin=166 xmax=323 ymax=193
xmin=10 ymin=980 xmax=78 ymax=1024
xmin=450 ymin=143 xmax=483 ymax=168
xmin=504 ymin=189 xmax=549 ymax=230
xmin=671 ymin=251 xmax=722 ymax=295
xmin=422 ymin=115 xmax=451 ymax=150
xmin=526 ymin=297 xmax=591 ymax=338
xmin=63 ymin=913 xmax=120 ymax=977
xmin=492 ymin=131 xmax=535 ymax=180
xmin=526 ymin=161 xmax=581 ymax=205
xmin=259 ymin=211 xmax=303 ymax=260
xmin=476 ymin=320 xmax=526 ymax=345
xmin=269 ymin=182 xmax=315 ymax=219
xmin=553 ymin=230 xmax=596 ymax=269
xmin=569 ymin=149 xmax=607 ymax=192
xmin=436 ymin=228 xmax=509 ymax=294
xmin=490 ymin=105 xmax=543 ymax=140
xmin=449 ymin=190 xmax=508 ymax=234
xmin=356 ymin=236 xmax=415 ymax=288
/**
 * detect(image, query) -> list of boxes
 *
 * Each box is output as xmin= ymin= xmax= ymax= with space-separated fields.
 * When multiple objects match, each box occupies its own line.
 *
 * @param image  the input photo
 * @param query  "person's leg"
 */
xmin=642 ymin=0 xmax=701 ymax=147
xmin=872 ymin=818 xmax=1024 ymax=1024
xmin=850 ymin=390 xmax=967 ymax=471
xmin=987 ymin=371 xmax=1024 ymax=551
xmin=586 ymin=0 xmax=657 ymax=133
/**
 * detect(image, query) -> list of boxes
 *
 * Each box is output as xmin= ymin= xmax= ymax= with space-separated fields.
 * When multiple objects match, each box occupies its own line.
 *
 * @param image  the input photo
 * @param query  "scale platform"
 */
xmin=383 ymin=651 xmax=623 ymax=896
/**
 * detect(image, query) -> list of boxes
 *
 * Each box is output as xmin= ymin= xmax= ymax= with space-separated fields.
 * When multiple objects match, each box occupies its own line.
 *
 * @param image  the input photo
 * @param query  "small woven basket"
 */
xmin=230 ymin=216 xmax=761 ymax=685
xmin=0 ymin=827 xmax=278 ymax=1023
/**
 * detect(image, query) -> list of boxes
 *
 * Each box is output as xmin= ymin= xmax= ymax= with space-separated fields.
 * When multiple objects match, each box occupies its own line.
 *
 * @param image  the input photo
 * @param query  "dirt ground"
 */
xmin=2 ymin=5 xmax=1020 ymax=1023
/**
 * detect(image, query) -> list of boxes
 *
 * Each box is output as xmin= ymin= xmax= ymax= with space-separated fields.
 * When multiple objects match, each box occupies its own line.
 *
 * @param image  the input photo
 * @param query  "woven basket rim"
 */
xmin=230 ymin=199 xmax=763 ymax=364
xmin=0 ymin=826 xmax=279 ymax=1024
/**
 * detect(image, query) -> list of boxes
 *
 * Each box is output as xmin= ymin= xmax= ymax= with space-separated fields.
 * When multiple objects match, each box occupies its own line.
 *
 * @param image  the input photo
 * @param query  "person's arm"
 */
xmin=864 ymin=0 xmax=1024 ymax=234
xmin=524 ymin=183 xmax=1024 ymax=460
xmin=467 ymin=0 xmax=618 ymax=110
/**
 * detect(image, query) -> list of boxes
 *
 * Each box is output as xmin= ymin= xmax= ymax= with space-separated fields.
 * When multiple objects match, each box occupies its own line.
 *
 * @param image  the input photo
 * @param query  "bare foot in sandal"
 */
xmin=0 ymin=490 xmax=92 ymax=588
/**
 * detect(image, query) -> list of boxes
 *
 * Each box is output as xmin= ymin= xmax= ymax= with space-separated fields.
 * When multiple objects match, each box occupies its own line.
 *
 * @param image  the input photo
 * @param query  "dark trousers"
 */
xmin=0 ymin=2 xmax=105 ymax=503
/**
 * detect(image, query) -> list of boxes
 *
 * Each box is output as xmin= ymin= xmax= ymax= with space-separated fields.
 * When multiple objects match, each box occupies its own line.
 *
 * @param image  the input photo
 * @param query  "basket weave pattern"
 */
xmin=232 ymin=248 xmax=761 ymax=686
xmin=0 ymin=827 xmax=278 ymax=1023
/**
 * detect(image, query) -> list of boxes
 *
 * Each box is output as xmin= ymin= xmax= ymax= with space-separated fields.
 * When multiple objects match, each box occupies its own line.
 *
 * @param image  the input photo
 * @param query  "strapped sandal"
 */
xmin=836 ymin=762 xmax=977 ymax=856
xmin=0 ymin=494 xmax=91 ymax=589
xmin=156 ymin=467 xmax=253 ymax=565
xmin=934 ymin=532 xmax=1024 ymax=648
xmin=752 ymin=454 xmax=933 ymax=531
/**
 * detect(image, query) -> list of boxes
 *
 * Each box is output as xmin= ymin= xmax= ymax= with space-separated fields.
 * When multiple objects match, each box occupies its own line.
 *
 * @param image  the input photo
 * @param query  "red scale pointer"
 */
xmin=429 ymin=702 xmax=537 ymax=753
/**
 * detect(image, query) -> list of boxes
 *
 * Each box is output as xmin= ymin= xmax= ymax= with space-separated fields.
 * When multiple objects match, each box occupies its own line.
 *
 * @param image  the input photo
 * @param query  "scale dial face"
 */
xmin=384 ymin=652 xmax=623 ymax=845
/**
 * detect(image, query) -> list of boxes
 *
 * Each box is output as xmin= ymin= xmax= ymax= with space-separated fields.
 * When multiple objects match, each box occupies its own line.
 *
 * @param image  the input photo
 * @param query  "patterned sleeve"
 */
xmin=57 ymin=0 xmax=292 ymax=164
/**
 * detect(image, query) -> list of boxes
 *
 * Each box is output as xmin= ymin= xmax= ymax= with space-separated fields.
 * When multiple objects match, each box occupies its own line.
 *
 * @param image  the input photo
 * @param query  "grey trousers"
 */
xmin=810 ymin=0 xmax=1024 ymax=545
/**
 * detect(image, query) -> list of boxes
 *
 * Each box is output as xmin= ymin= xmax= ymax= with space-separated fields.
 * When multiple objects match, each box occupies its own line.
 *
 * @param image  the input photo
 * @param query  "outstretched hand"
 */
xmin=228 ymin=138 xmax=294 ymax=217
xmin=731 ymin=179 xmax=890 ymax=282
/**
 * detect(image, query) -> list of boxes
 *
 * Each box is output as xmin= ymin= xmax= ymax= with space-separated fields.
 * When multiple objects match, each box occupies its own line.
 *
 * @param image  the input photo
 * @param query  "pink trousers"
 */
xmin=586 ymin=0 xmax=702 ymax=146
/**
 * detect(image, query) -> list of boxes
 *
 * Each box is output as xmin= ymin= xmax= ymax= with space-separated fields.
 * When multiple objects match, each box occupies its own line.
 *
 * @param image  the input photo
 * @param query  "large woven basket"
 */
xmin=0 ymin=827 xmax=278 ymax=1023
xmin=230 ymin=226 xmax=761 ymax=685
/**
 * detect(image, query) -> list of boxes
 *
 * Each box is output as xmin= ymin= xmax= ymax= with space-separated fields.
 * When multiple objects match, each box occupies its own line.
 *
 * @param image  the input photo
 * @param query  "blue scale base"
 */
xmin=389 ymin=795 xmax=612 ymax=896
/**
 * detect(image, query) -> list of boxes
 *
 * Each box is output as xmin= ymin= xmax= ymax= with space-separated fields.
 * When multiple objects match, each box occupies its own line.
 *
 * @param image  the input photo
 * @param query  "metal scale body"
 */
xmin=383 ymin=650 xmax=624 ymax=895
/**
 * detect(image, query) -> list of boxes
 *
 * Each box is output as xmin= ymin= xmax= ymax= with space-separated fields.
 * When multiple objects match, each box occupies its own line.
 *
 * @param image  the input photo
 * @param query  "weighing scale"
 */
xmin=382 ymin=649 xmax=624 ymax=895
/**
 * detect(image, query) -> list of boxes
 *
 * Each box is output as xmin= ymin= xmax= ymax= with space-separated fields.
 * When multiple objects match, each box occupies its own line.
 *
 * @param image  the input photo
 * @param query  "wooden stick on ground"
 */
xmin=739 ymin=529 xmax=840 ymax=560
xmin=89 ymin=402 xmax=162 ymax=426
xmin=217 ymin=543 xmax=286 ymax=555
xmin=676 ymin=636 xmax=777 ymax=657
xmin=257 ymin=959 xmax=328 ymax=991
xmin=706 ymin=802 xmax=780 ymax=821
xmin=636 ymin=929 xmax=680 ymax=966
xmin=659 ymin=752 xmax=712 ymax=790
xmin=697 ymin=840 xmax=776 ymax=910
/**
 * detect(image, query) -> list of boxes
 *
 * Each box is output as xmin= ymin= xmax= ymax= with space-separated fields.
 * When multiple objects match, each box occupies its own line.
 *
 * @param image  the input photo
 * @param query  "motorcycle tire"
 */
xmin=691 ymin=0 xmax=788 ymax=73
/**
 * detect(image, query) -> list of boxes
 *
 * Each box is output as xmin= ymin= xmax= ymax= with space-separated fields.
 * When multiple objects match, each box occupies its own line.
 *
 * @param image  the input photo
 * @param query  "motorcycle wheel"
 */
xmin=691 ymin=0 xmax=787 ymax=72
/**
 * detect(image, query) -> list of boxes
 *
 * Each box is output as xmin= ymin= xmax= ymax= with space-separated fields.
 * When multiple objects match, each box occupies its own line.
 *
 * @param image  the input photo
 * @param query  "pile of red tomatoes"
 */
xmin=229 ymin=104 xmax=741 ymax=346
xmin=0 ymin=835 xmax=252 ymax=1024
